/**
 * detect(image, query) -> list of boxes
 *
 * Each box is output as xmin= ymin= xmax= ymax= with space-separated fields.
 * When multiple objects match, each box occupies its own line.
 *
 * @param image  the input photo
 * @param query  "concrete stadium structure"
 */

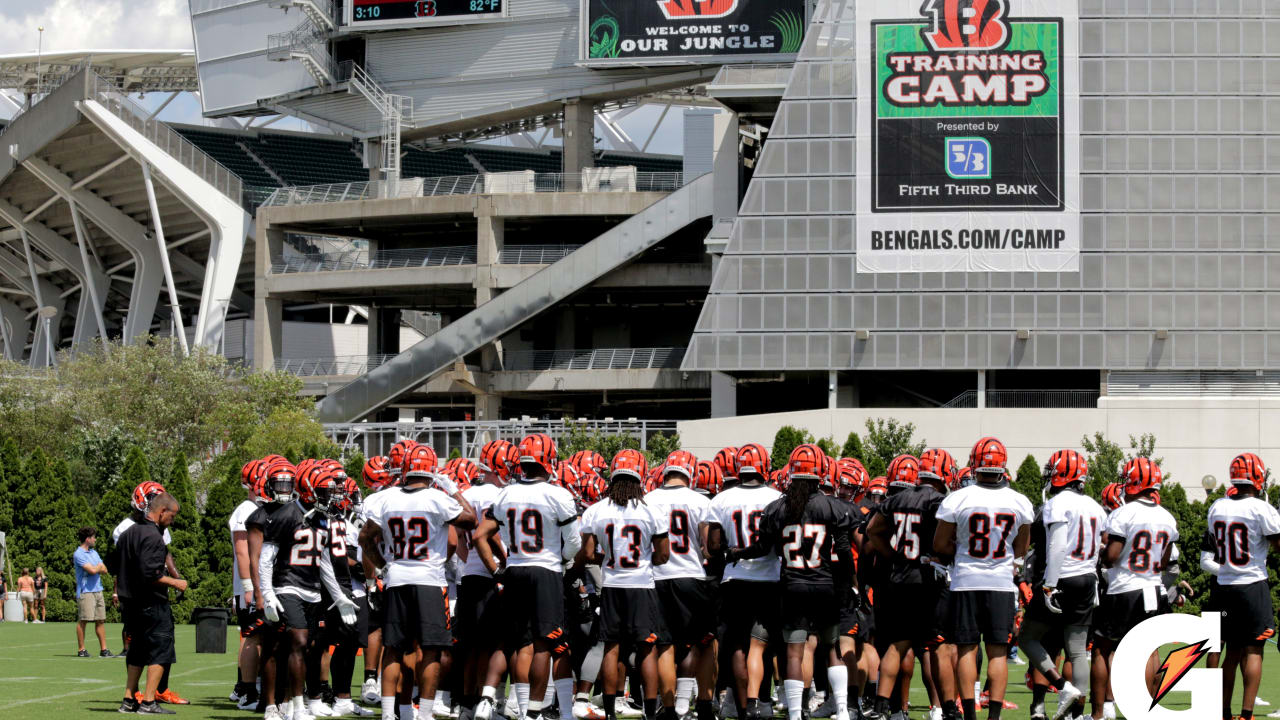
xmin=3 ymin=0 xmax=1280 ymax=490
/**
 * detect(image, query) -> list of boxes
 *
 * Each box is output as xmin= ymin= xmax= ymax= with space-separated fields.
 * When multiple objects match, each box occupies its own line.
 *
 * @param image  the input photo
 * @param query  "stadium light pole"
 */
xmin=36 ymin=305 xmax=57 ymax=368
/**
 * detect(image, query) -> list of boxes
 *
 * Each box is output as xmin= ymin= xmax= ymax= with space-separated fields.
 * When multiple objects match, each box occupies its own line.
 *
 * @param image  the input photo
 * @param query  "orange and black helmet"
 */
xmin=403 ymin=444 xmax=440 ymax=480
xmin=479 ymin=440 xmax=514 ymax=479
xmin=1101 ymin=482 xmax=1125 ymax=510
xmin=363 ymin=455 xmax=393 ymax=490
xmin=610 ymin=449 xmax=648 ymax=482
xmin=735 ymin=443 xmax=770 ymax=480
xmin=132 ymin=481 xmax=167 ymax=512
xmin=1121 ymin=457 xmax=1162 ymax=496
xmin=518 ymin=433 xmax=557 ymax=474
xmin=918 ymin=449 xmax=957 ymax=488
xmin=886 ymin=454 xmax=920 ymax=488
xmin=787 ymin=443 xmax=826 ymax=481
xmin=969 ymin=437 xmax=1008 ymax=476
xmin=693 ymin=460 xmax=723 ymax=496
xmin=868 ymin=476 xmax=888 ymax=497
xmin=1229 ymin=452 xmax=1269 ymax=492
xmin=714 ymin=446 xmax=739 ymax=482
xmin=1043 ymin=449 xmax=1089 ymax=490
xmin=388 ymin=439 xmax=418 ymax=476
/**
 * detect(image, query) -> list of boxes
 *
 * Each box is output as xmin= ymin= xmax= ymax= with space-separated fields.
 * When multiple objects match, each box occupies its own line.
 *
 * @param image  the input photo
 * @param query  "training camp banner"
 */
xmin=855 ymin=0 xmax=1080 ymax=273
xmin=583 ymin=0 xmax=807 ymax=63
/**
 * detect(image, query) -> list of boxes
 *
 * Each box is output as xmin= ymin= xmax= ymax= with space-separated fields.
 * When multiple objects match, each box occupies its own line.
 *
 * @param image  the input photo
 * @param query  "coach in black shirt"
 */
xmin=113 ymin=492 xmax=188 ymax=715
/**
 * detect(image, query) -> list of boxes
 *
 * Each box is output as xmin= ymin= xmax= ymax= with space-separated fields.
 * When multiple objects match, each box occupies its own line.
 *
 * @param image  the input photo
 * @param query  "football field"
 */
xmin=2 ymin=621 xmax=1276 ymax=719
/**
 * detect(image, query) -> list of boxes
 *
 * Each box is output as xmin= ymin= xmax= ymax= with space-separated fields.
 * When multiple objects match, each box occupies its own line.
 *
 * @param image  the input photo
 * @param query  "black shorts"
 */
xmin=235 ymin=595 xmax=267 ymax=638
xmin=1213 ymin=581 xmax=1275 ymax=647
xmin=949 ymin=590 xmax=1017 ymax=646
xmin=502 ymin=566 xmax=565 ymax=652
xmin=383 ymin=585 xmax=452 ymax=650
xmin=1093 ymin=588 xmax=1171 ymax=645
xmin=718 ymin=579 xmax=780 ymax=649
xmin=278 ymin=593 xmax=323 ymax=631
xmin=600 ymin=586 xmax=671 ymax=646
xmin=876 ymin=582 xmax=943 ymax=648
xmin=123 ymin=602 xmax=177 ymax=667
xmin=656 ymin=577 xmax=717 ymax=647
xmin=1027 ymin=573 xmax=1098 ymax=627
xmin=322 ymin=595 xmax=369 ymax=648
xmin=781 ymin=585 xmax=839 ymax=645
xmin=456 ymin=575 xmax=505 ymax=648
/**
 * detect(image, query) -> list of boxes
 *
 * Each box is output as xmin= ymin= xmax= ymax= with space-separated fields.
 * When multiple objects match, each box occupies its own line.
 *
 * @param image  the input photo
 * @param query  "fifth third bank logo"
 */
xmin=1113 ymin=612 xmax=1221 ymax=720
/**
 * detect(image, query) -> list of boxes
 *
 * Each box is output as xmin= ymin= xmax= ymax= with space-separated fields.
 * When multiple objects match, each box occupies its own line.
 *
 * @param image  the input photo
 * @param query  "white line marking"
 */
xmin=9 ymin=659 xmax=237 ymax=707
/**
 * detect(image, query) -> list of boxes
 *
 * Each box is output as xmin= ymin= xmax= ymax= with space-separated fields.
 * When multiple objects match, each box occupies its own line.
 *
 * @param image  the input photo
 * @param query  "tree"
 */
xmin=1080 ymin=431 xmax=1125 ymax=499
xmin=98 ymin=446 xmax=149 ymax=546
xmin=10 ymin=450 xmax=95 ymax=621
xmin=644 ymin=432 xmax=681 ymax=467
xmin=241 ymin=407 xmax=341 ymax=464
xmin=1012 ymin=454 xmax=1043 ymax=507
xmin=815 ymin=436 xmax=842 ymax=459
xmin=0 ymin=436 xmax=15 ymax=536
xmin=771 ymin=426 xmax=812 ymax=470
xmin=165 ymin=452 xmax=202 ymax=623
xmin=859 ymin=418 xmax=927 ymax=479
xmin=841 ymin=432 xmax=868 ymax=464
xmin=192 ymin=471 xmax=244 ymax=613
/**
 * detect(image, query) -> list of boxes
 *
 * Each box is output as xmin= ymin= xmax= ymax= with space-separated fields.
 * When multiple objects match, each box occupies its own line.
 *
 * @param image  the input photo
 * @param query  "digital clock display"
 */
xmin=350 ymin=0 xmax=502 ymax=25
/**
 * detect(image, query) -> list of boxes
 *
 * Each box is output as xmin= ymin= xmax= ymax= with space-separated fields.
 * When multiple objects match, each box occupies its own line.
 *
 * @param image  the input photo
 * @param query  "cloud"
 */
xmin=0 ymin=0 xmax=193 ymax=54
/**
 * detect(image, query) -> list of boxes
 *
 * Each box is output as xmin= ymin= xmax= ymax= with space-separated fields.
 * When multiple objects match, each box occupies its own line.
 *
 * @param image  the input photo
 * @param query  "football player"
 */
xmin=359 ymin=455 xmax=395 ymax=705
xmin=581 ymin=449 xmax=672 ymax=720
xmin=864 ymin=452 xmax=954 ymax=720
xmin=933 ymin=437 xmax=1034 ymax=720
xmin=359 ymin=443 xmax=477 ymax=720
xmin=231 ymin=458 xmax=277 ymax=710
xmin=1018 ymin=450 xmax=1102 ymax=720
xmin=1090 ymin=458 xmax=1178 ymax=719
xmin=260 ymin=461 xmax=359 ymax=720
xmin=707 ymin=443 xmax=782 ymax=720
xmin=461 ymin=440 xmax=513 ymax=720
xmin=645 ymin=451 xmax=717 ymax=720
xmin=1202 ymin=453 xmax=1280 ymax=720
xmin=728 ymin=444 xmax=855 ymax=720
xmin=474 ymin=434 xmax=582 ymax=720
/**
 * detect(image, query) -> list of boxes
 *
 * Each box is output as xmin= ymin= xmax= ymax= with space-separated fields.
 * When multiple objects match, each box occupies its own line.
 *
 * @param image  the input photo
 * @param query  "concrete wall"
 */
xmin=676 ymin=398 xmax=1280 ymax=499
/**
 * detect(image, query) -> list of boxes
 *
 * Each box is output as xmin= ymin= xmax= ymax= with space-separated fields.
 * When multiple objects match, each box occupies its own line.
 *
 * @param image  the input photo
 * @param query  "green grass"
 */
xmin=3 ymin=621 xmax=1280 ymax=719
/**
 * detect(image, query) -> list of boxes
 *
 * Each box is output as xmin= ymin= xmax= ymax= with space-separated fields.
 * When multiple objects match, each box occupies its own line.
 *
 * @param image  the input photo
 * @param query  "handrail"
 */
xmin=262 ymin=171 xmax=688 ymax=207
xmin=503 ymin=347 xmax=686 ymax=372
xmin=276 ymin=354 xmax=397 ymax=376
xmin=90 ymin=72 xmax=242 ymax=202
xmin=942 ymin=389 xmax=1101 ymax=409
xmin=269 ymin=244 xmax=585 ymax=273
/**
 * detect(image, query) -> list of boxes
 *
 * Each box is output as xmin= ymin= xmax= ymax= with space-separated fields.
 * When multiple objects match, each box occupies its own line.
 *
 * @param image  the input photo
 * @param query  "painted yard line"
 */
xmin=10 ymin=659 xmax=237 ymax=707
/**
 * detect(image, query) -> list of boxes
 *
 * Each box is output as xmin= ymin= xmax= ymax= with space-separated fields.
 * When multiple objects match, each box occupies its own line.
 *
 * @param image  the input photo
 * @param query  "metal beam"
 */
xmin=68 ymin=203 xmax=111 ymax=344
xmin=141 ymin=162 xmax=188 ymax=355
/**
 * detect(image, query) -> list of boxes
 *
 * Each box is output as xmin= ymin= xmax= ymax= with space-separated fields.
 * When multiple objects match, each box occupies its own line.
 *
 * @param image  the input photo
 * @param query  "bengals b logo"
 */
xmin=658 ymin=0 xmax=739 ymax=20
xmin=921 ymin=0 xmax=1010 ymax=51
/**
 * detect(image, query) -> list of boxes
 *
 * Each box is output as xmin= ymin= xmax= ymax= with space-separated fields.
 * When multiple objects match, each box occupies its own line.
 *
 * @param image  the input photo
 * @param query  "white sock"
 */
xmin=382 ymin=697 xmax=397 ymax=720
xmin=544 ymin=684 xmax=556 ymax=707
xmin=294 ymin=696 xmax=307 ymax=714
xmin=556 ymin=679 xmax=575 ymax=714
xmin=514 ymin=683 xmax=531 ymax=715
xmin=482 ymin=687 xmax=497 ymax=701
xmin=784 ymin=680 xmax=804 ymax=720
xmin=827 ymin=666 xmax=848 ymax=715
xmin=675 ymin=679 xmax=696 ymax=716
xmin=1103 ymin=701 xmax=1116 ymax=720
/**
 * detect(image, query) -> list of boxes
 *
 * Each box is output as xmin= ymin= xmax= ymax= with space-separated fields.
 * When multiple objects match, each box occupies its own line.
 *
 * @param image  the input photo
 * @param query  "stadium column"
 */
xmin=711 ymin=372 xmax=737 ymax=418
xmin=254 ymin=222 xmax=284 ymax=371
xmin=563 ymin=99 xmax=595 ymax=190
xmin=0 ymin=298 xmax=26 ymax=362
xmin=474 ymin=198 xmax=503 ymax=420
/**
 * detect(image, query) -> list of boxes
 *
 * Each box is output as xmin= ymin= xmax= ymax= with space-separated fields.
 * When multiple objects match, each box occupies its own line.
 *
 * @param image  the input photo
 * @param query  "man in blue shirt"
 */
xmin=74 ymin=526 xmax=113 ymax=658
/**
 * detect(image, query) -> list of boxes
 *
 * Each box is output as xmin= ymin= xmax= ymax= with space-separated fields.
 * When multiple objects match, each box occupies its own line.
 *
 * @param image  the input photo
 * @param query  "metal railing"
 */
xmin=504 ymin=347 xmax=686 ymax=372
xmin=261 ymin=171 xmax=688 ymax=207
xmin=270 ymin=244 xmax=584 ymax=273
xmin=275 ymin=355 xmax=396 ymax=376
xmin=322 ymin=419 xmax=678 ymax=459
xmin=91 ymin=73 xmax=242 ymax=201
xmin=710 ymin=63 xmax=794 ymax=87
xmin=942 ymin=389 xmax=1101 ymax=409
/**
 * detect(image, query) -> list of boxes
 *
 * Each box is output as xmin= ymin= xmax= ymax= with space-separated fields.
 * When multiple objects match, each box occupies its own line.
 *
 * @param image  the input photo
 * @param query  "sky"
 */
xmin=0 ymin=0 xmax=689 ymax=155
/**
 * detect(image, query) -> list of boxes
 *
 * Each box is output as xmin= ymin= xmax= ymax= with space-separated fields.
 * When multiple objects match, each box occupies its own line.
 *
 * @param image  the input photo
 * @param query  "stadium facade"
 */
xmin=2 ymin=0 xmax=1280 ymax=490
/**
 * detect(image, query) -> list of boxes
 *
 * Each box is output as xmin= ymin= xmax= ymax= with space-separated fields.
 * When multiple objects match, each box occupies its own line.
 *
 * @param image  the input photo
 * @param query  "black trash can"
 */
xmin=192 ymin=607 xmax=231 ymax=654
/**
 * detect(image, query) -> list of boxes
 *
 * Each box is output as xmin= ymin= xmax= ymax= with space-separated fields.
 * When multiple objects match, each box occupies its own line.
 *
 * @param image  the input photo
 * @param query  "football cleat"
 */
xmin=310 ymin=699 xmax=337 ymax=717
xmin=616 ymin=697 xmax=644 ymax=719
xmin=362 ymin=679 xmax=381 ymax=705
xmin=333 ymin=698 xmax=376 ymax=717
xmin=1052 ymin=682 xmax=1084 ymax=720
xmin=157 ymin=689 xmax=189 ymax=705
xmin=572 ymin=701 xmax=606 ymax=720
xmin=474 ymin=699 xmax=496 ymax=720
xmin=265 ymin=704 xmax=286 ymax=720
xmin=137 ymin=701 xmax=176 ymax=715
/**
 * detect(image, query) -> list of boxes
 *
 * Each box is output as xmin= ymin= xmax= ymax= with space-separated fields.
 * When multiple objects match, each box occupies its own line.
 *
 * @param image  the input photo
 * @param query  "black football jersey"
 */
xmin=874 ymin=485 xmax=945 ymax=585
xmin=755 ymin=492 xmax=855 ymax=589
xmin=851 ymin=496 xmax=881 ymax=533
xmin=264 ymin=501 xmax=329 ymax=593
xmin=326 ymin=515 xmax=354 ymax=589
xmin=1029 ymin=509 xmax=1047 ymax=584
xmin=246 ymin=502 xmax=281 ymax=532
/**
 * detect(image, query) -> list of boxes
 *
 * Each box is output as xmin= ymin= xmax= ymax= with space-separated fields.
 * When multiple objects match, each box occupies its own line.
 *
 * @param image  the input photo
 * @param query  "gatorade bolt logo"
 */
xmin=657 ymin=0 xmax=738 ymax=20
xmin=1113 ymin=612 xmax=1222 ymax=720
xmin=921 ymin=0 xmax=1010 ymax=51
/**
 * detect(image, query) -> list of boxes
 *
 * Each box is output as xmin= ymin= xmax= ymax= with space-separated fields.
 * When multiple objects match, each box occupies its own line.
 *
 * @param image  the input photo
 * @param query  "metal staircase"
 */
xmin=268 ymin=0 xmax=337 ymax=32
xmin=347 ymin=63 xmax=412 ymax=198
xmin=266 ymin=16 xmax=337 ymax=87
xmin=315 ymin=173 xmax=714 ymax=422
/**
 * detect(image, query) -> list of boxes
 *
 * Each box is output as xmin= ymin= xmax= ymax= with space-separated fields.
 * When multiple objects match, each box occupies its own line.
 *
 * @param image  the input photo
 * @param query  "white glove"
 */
xmin=433 ymin=474 xmax=458 ymax=495
xmin=1043 ymin=586 xmax=1063 ymax=615
xmin=263 ymin=592 xmax=284 ymax=623
xmin=334 ymin=594 xmax=359 ymax=626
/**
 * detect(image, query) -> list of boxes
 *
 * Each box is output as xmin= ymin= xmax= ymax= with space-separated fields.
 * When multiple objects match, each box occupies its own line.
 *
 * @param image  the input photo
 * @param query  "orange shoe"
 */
xmin=157 ymin=689 xmax=191 ymax=705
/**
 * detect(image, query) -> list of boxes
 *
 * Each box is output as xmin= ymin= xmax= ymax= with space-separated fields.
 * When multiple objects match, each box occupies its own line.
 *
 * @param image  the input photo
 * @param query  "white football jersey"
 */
xmin=114 ymin=517 xmax=172 ymax=546
xmin=581 ymin=499 xmax=669 ymax=588
xmin=489 ymin=480 xmax=580 ymax=571
xmin=1040 ymin=490 xmax=1107 ymax=581
xmin=1103 ymin=499 xmax=1179 ymax=594
xmin=936 ymin=484 xmax=1034 ymax=592
xmin=710 ymin=484 xmax=783 ymax=582
xmin=345 ymin=518 xmax=365 ymax=597
xmin=461 ymin=483 xmax=504 ymax=578
xmin=367 ymin=486 xmax=463 ymax=588
xmin=228 ymin=499 xmax=259 ymax=597
xmin=644 ymin=486 xmax=712 ymax=580
xmin=1204 ymin=495 xmax=1280 ymax=586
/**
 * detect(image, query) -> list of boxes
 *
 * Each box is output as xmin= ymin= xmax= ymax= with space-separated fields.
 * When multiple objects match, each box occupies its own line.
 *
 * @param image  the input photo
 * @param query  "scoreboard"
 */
xmin=346 ymin=0 xmax=504 ymax=29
